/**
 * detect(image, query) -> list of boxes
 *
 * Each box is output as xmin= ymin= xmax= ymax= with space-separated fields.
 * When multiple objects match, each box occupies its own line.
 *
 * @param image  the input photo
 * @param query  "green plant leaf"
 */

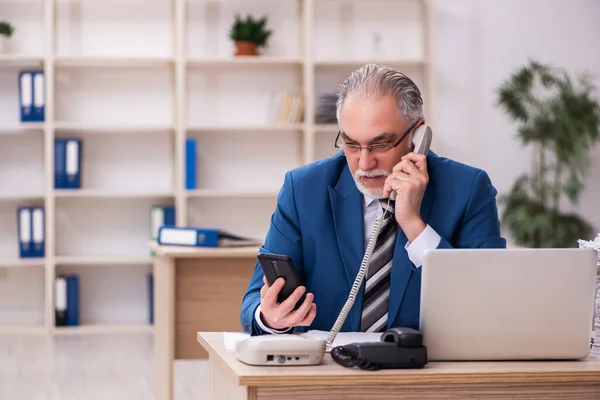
xmin=228 ymin=14 xmax=272 ymax=48
xmin=496 ymin=59 xmax=600 ymax=248
xmin=0 ymin=21 xmax=14 ymax=37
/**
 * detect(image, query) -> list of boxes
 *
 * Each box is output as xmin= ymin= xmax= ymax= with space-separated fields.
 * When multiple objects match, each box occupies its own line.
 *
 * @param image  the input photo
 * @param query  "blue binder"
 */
xmin=185 ymin=138 xmax=196 ymax=190
xmin=65 ymin=139 xmax=82 ymax=189
xmin=164 ymin=206 xmax=175 ymax=226
xmin=17 ymin=207 xmax=33 ymax=258
xmin=32 ymin=71 xmax=45 ymax=122
xmin=66 ymin=275 xmax=79 ymax=326
xmin=54 ymin=139 xmax=66 ymax=188
xmin=19 ymin=70 xmax=44 ymax=122
xmin=157 ymin=226 xmax=261 ymax=247
xmin=55 ymin=138 xmax=82 ymax=189
xmin=31 ymin=206 xmax=45 ymax=258
xmin=19 ymin=71 xmax=34 ymax=122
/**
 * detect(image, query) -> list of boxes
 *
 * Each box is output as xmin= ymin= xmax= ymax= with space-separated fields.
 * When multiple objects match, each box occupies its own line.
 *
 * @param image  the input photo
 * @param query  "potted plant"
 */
xmin=0 ymin=21 xmax=14 ymax=53
xmin=496 ymin=59 xmax=600 ymax=248
xmin=229 ymin=14 xmax=272 ymax=56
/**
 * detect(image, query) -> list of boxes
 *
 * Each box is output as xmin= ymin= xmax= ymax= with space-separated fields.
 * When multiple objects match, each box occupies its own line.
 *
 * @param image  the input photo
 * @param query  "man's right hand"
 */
xmin=259 ymin=276 xmax=317 ymax=331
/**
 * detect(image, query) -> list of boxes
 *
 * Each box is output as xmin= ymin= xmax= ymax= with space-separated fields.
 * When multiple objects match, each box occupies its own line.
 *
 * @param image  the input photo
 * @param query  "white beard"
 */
xmin=352 ymin=168 xmax=389 ymax=199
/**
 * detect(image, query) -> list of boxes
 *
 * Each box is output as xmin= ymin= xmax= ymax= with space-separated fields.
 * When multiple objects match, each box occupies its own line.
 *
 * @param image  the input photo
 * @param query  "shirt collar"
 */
xmin=363 ymin=193 xmax=379 ymax=207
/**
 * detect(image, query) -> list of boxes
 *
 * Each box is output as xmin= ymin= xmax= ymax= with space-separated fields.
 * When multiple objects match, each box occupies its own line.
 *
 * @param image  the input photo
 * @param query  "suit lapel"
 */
xmin=387 ymin=163 xmax=436 ymax=327
xmin=328 ymin=165 xmax=365 ymax=331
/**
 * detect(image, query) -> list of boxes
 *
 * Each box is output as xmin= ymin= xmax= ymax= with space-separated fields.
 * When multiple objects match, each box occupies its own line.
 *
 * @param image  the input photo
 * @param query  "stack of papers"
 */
xmin=223 ymin=330 xmax=382 ymax=353
xmin=578 ymin=232 xmax=600 ymax=348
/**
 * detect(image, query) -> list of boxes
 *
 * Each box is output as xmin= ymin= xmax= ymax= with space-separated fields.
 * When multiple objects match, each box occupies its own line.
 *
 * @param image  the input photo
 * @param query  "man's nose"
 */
xmin=358 ymin=149 xmax=376 ymax=170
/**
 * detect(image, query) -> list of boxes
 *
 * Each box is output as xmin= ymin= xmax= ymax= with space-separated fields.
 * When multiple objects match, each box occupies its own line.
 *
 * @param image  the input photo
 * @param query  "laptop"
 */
xmin=419 ymin=248 xmax=597 ymax=361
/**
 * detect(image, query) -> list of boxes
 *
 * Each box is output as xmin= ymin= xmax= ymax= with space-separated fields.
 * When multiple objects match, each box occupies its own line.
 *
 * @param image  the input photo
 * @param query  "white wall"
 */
xmin=434 ymin=0 xmax=600 ymax=240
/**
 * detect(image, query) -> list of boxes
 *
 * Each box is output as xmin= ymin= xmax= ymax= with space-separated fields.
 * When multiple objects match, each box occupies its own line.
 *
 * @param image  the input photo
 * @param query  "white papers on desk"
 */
xmin=223 ymin=330 xmax=382 ymax=353
xmin=578 ymin=232 xmax=600 ymax=346
xmin=224 ymin=332 xmax=251 ymax=352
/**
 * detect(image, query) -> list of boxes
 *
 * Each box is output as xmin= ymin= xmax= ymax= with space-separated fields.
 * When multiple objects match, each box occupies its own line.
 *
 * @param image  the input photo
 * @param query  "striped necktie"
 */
xmin=360 ymin=199 xmax=397 ymax=332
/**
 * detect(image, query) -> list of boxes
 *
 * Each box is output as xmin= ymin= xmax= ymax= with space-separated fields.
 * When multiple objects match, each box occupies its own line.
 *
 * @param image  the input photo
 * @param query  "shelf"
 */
xmin=186 ymin=56 xmax=302 ymax=67
xmin=53 ymin=324 xmax=153 ymax=335
xmin=314 ymin=58 xmax=428 ymax=67
xmin=0 ymin=123 xmax=45 ymax=135
xmin=187 ymin=124 xmax=304 ymax=133
xmin=187 ymin=129 xmax=300 ymax=192
xmin=54 ymin=0 xmax=172 ymax=60
xmin=0 ymin=193 xmax=45 ymax=202
xmin=0 ymin=267 xmax=45 ymax=327
xmin=54 ymin=122 xmax=174 ymax=134
xmin=186 ymin=65 xmax=302 ymax=127
xmin=0 ymin=259 xmax=45 ymax=268
xmin=54 ymin=55 xmax=174 ymax=68
xmin=0 ymin=55 xmax=44 ymax=68
xmin=55 ymin=263 xmax=153 ymax=327
xmin=0 ymin=325 xmax=47 ymax=335
xmin=55 ymin=256 xmax=153 ymax=266
xmin=54 ymin=190 xmax=175 ymax=199
xmin=186 ymin=189 xmax=279 ymax=198
xmin=0 ymin=134 xmax=44 ymax=200
xmin=54 ymin=67 xmax=173 ymax=126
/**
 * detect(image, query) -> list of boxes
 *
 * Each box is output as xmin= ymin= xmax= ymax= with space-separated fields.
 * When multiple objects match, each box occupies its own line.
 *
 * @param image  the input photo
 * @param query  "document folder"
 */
xmin=157 ymin=226 xmax=262 ymax=247
xmin=19 ymin=70 xmax=44 ymax=122
xmin=17 ymin=207 xmax=32 ymax=258
xmin=150 ymin=205 xmax=176 ymax=255
xmin=19 ymin=71 xmax=34 ymax=122
xmin=65 ymin=139 xmax=82 ymax=189
xmin=185 ymin=138 xmax=196 ymax=190
xmin=31 ymin=206 xmax=45 ymax=258
xmin=54 ymin=139 xmax=67 ymax=188
xmin=33 ymin=71 xmax=45 ymax=122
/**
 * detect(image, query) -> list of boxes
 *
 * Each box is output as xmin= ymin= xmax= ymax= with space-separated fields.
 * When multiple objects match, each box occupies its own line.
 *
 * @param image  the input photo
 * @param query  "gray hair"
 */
xmin=335 ymin=63 xmax=424 ymax=124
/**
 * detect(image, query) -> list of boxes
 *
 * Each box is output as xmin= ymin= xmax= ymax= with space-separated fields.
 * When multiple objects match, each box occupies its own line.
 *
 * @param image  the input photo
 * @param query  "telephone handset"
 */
xmin=325 ymin=122 xmax=432 ymax=369
xmin=389 ymin=123 xmax=433 ymax=202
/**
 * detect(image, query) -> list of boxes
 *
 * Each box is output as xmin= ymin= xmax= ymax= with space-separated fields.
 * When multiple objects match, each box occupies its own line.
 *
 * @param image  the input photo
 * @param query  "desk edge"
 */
xmin=195 ymin=333 xmax=600 ymax=387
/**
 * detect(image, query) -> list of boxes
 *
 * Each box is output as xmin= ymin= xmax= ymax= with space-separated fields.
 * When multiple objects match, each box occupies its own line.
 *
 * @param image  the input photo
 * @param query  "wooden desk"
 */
xmin=197 ymin=332 xmax=600 ymax=400
xmin=151 ymin=243 xmax=259 ymax=400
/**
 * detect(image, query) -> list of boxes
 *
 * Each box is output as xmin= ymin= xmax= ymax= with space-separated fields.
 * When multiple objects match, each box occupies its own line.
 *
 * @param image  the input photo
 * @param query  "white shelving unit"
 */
xmin=0 ymin=0 xmax=436 ymax=335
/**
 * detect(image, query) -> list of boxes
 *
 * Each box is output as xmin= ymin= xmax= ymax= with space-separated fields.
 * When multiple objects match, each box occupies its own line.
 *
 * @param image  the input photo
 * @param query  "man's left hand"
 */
xmin=383 ymin=152 xmax=428 ymax=242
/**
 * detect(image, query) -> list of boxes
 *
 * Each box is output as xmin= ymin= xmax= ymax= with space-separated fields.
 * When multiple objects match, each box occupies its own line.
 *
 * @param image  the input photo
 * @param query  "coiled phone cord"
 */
xmin=325 ymin=197 xmax=394 ymax=349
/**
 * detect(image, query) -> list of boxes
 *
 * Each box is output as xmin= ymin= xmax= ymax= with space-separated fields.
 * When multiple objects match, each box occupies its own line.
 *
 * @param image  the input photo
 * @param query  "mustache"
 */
xmin=355 ymin=169 xmax=390 ymax=178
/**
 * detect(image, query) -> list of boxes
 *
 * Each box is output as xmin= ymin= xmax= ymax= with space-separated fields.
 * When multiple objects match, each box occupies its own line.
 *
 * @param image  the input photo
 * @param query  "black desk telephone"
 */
xmin=330 ymin=327 xmax=428 ymax=370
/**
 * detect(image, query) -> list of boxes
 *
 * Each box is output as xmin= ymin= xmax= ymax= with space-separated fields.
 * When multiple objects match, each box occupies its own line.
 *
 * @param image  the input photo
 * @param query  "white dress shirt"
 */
xmin=255 ymin=194 xmax=442 ymax=334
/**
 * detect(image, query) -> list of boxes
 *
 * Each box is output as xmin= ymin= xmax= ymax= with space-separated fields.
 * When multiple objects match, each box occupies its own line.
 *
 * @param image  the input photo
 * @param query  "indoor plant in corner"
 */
xmin=0 ymin=21 xmax=15 ymax=53
xmin=229 ymin=14 xmax=272 ymax=56
xmin=496 ymin=59 xmax=600 ymax=248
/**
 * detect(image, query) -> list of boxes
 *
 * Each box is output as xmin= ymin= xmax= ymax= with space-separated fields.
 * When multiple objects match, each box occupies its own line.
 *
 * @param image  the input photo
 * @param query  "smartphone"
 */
xmin=257 ymin=253 xmax=306 ymax=310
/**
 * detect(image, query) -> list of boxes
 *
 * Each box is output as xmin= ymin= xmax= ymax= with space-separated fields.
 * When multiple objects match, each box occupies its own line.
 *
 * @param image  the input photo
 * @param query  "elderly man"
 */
xmin=240 ymin=63 xmax=506 ymax=335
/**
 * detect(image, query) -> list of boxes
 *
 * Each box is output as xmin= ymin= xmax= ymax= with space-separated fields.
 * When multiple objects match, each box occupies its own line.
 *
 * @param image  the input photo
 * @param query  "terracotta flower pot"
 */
xmin=234 ymin=41 xmax=259 ymax=56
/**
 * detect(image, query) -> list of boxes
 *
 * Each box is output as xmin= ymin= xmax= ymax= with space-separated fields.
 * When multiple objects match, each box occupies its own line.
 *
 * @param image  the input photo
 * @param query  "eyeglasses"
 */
xmin=334 ymin=118 xmax=422 ymax=153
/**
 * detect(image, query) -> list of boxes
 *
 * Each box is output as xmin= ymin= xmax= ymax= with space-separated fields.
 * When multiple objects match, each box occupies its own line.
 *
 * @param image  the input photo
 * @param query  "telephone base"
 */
xmin=235 ymin=335 xmax=326 ymax=366
xmin=331 ymin=342 xmax=428 ymax=370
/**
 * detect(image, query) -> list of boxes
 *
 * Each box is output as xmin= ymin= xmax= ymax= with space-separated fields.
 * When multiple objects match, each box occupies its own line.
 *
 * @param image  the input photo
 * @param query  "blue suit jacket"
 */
xmin=240 ymin=150 xmax=506 ymax=335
